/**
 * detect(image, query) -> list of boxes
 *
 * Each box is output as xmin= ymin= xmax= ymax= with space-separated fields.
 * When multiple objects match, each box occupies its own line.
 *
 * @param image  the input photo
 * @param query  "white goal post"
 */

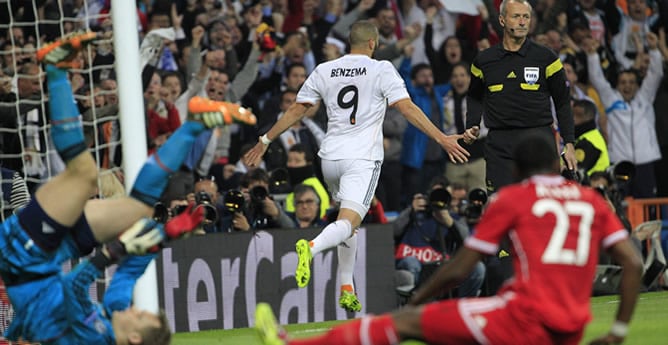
xmin=111 ymin=0 xmax=158 ymax=314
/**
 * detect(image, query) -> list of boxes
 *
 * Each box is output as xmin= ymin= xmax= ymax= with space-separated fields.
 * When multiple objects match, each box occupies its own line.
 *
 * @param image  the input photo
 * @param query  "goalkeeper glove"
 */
xmin=164 ymin=203 xmax=205 ymax=240
xmin=105 ymin=218 xmax=166 ymax=261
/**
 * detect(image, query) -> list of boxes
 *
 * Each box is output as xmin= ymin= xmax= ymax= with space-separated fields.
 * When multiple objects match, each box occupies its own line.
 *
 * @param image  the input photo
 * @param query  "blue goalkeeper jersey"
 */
xmin=0 ymin=215 xmax=156 ymax=344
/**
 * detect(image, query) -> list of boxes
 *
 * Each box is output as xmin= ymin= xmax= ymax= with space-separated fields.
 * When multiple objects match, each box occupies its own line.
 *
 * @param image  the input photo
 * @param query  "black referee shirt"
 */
xmin=466 ymin=39 xmax=574 ymax=143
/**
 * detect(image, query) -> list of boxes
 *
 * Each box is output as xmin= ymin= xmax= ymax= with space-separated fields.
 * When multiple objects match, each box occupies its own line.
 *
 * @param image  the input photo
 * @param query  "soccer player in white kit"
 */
xmin=244 ymin=20 xmax=469 ymax=312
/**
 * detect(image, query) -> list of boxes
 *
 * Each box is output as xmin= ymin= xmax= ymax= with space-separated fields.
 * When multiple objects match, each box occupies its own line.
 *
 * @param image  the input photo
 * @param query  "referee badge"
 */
xmin=524 ymin=67 xmax=539 ymax=85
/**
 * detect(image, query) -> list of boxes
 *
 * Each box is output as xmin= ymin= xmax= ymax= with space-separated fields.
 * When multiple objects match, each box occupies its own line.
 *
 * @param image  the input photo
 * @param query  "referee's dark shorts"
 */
xmin=484 ymin=125 xmax=557 ymax=194
xmin=482 ymin=125 xmax=556 ymax=296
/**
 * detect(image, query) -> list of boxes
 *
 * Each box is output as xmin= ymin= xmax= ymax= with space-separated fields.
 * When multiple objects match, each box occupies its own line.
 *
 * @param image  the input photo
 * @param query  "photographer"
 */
xmin=166 ymin=177 xmax=221 ymax=234
xmin=590 ymin=171 xmax=633 ymax=233
xmin=454 ymin=187 xmax=489 ymax=226
xmin=392 ymin=180 xmax=485 ymax=298
xmin=221 ymin=169 xmax=295 ymax=231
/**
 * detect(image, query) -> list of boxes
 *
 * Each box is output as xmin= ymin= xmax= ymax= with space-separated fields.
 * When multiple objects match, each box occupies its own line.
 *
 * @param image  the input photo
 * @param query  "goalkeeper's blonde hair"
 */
xmin=138 ymin=309 xmax=171 ymax=345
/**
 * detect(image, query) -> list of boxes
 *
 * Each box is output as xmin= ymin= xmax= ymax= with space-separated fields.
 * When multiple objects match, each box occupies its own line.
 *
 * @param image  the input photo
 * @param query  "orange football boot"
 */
xmin=36 ymin=31 xmax=98 ymax=68
xmin=188 ymin=96 xmax=257 ymax=127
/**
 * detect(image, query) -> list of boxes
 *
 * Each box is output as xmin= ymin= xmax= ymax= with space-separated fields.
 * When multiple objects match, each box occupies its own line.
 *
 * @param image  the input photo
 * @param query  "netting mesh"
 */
xmin=0 ymin=1 xmax=120 ymax=343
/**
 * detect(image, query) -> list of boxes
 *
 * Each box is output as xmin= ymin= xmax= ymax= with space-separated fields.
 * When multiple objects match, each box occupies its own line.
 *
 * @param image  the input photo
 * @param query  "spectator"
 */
xmin=399 ymin=53 xmax=453 ymax=199
xmin=257 ymin=63 xmax=308 ymax=133
xmin=585 ymin=32 xmax=662 ymax=198
xmin=284 ymin=144 xmax=330 ymax=218
xmin=443 ymin=62 xmax=487 ymax=192
xmin=263 ymin=89 xmax=324 ymax=172
xmin=3 ymin=63 xmax=47 ymax=182
xmin=572 ymin=99 xmax=610 ymax=176
xmin=562 ymin=58 xmax=608 ymax=140
xmin=376 ymin=106 xmax=407 ymax=212
xmin=422 ymin=4 xmax=472 ymax=83
xmin=402 ymin=0 xmax=459 ymax=68
xmin=0 ymin=166 xmax=30 ymax=222
xmin=331 ymin=1 xmax=421 ymax=65
xmin=145 ymin=72 xmax=181 ymax=151
xmin=161 ymin=71 xmax=184 ymax=105
xmin=611 ymin=0 xmax=659 ymax=70
xmin=568 ymin=0 xmax=614 ymax=49
xmin=288 ymin=184 xmax=326 ymax=229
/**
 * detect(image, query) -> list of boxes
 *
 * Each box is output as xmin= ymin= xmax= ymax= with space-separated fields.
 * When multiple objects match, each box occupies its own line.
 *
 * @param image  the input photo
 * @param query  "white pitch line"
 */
xmin=290 ymin=327 xmax=332 ymax=334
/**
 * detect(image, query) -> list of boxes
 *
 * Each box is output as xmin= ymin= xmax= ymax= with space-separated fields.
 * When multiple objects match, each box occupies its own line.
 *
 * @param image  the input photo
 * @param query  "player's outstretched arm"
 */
xmin=408 ymin=247 xmax=483 ymax=305
xmin=392 ymin=98 xmax=470 ymax=163
xmin=589 ymin=239 xmax=643 ymax=345
xmin=244 ymin=102 xmax=313 ymax=167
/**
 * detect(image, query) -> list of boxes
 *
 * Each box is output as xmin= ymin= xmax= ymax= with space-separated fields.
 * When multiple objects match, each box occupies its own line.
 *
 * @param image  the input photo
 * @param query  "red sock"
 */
xmin=288 ymin=315 xmax=398 ymax=345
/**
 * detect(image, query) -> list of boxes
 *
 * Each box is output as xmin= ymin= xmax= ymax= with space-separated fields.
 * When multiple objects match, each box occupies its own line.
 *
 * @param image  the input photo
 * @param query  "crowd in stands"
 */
xmin=0 ymin=0 xmax=667 ymax=302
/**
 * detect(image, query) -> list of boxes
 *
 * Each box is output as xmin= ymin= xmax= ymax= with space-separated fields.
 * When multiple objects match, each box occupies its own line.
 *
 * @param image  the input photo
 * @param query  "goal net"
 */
xmin=0 ymin=1 xmax=123 ymax=343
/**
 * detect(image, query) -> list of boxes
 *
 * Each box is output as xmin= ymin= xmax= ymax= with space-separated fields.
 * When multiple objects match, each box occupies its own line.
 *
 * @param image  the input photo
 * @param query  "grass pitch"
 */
xmin=173 ymin=291 xmax=668 ymax=345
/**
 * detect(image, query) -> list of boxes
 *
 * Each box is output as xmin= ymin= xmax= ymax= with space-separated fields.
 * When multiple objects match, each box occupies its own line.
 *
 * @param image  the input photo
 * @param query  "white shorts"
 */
xmin=321 ymin=159 xmax=382 ymax=219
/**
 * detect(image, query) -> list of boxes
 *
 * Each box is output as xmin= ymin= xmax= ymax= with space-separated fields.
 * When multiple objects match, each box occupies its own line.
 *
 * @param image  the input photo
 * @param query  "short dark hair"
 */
xmin=410 ymin=63 xmax=432 ymax=81
xmin=286 ymin=62 xmax=306 ymax=76
xmin=349 ymin=20 xmax=378 ymax=47
xmin=451 ymin=61 xmax=470 ymax=74
xmin=160 ymin=71 xmax=184 ymax=88
xmin=513 ymin=134 xmax=559 ymax=179
xmin=616 ymin=68 xmax=640 ymax=86
xmin=572 ymin=99 xmax=597 ymax=120
xmin=288 ymin=143 xmax=314 ymax=163
xmin=243 ymin=168 xmax=270 ymax=186
xmin=429 ymin=175 xmax=450 ymax=190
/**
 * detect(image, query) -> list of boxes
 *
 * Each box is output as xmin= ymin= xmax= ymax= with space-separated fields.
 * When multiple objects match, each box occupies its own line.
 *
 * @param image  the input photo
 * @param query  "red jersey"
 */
xmin=465 ymin=175 xmax=627 ymax=333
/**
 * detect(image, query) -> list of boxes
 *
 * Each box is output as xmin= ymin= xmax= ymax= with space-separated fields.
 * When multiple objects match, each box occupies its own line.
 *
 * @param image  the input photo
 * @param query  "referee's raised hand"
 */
xmin=463 ymin=126 xmax=479 ymax=144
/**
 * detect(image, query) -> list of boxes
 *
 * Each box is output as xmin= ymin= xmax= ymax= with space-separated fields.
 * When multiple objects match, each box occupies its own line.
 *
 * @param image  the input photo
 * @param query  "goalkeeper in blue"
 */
xmin=0 ymin=32 xmax=254 ymax=345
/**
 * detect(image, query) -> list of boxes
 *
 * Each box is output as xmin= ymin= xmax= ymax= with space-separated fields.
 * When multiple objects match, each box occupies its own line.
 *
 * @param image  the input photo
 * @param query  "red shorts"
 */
xmin=420 ymin=293 xmax=583 ymax=345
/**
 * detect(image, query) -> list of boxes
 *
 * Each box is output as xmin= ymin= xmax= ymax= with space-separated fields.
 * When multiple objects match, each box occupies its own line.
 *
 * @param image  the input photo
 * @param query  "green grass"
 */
xmin=173 ymin=291 xmax=668 ymax=345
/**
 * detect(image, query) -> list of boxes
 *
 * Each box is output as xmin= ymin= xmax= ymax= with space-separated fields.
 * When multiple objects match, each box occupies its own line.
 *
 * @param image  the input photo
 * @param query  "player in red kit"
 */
xmin=255 ymin=134 xmax=643 ymax=345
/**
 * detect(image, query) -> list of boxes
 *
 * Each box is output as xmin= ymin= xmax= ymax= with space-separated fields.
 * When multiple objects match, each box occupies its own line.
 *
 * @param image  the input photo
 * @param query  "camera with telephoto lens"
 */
xmin=249 ymin=185 xmax=273 ymax=229
xmin=427 ymin=188 xmax=451 ymax=211
xmin=599 ymin=160 xmax=635 ymax=205
xmin=194 ymin=191 xmax=219 ymax=224
xmin=250 ymin=185 xmax=269 ymax=206
xmin=415 ymin=188 xmax=451 ymax=224
xmin=461 ymin=188 xmax=488 ymax=220
xmin=223 ymin=190 xmax=245 ymax=214
xmin=169 ymin=203 xmax=189 ymax=218
xmin=153 ymin=202 xmax=169 ymax=223
xmin=269 ymin=168 xmax=291 ymax=194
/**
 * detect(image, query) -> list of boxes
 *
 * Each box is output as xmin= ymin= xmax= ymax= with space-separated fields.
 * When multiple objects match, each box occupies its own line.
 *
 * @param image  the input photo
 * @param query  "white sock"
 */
xmin=337 ymin=233 xmax=358 ymax=292
xmin=310 ymin=219 xmax=352 ymax=256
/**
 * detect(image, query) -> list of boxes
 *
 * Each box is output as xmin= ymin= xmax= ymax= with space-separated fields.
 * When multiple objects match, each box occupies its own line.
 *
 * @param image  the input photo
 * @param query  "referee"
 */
xmin=463 ymin=0 xmax=577 ymax=194
xmin=462 ymin=0 xmax=577 ymax=295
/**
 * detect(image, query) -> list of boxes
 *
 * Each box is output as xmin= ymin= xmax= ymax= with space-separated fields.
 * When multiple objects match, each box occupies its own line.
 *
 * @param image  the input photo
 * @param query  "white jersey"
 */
xmin=296 ymin=54 xmax=409 ymax=161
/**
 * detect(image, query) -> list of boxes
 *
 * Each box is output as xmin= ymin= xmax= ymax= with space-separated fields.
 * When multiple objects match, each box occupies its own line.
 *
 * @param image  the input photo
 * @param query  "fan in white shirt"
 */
xmin=244 ymin=20 xmax=469 ymax=312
